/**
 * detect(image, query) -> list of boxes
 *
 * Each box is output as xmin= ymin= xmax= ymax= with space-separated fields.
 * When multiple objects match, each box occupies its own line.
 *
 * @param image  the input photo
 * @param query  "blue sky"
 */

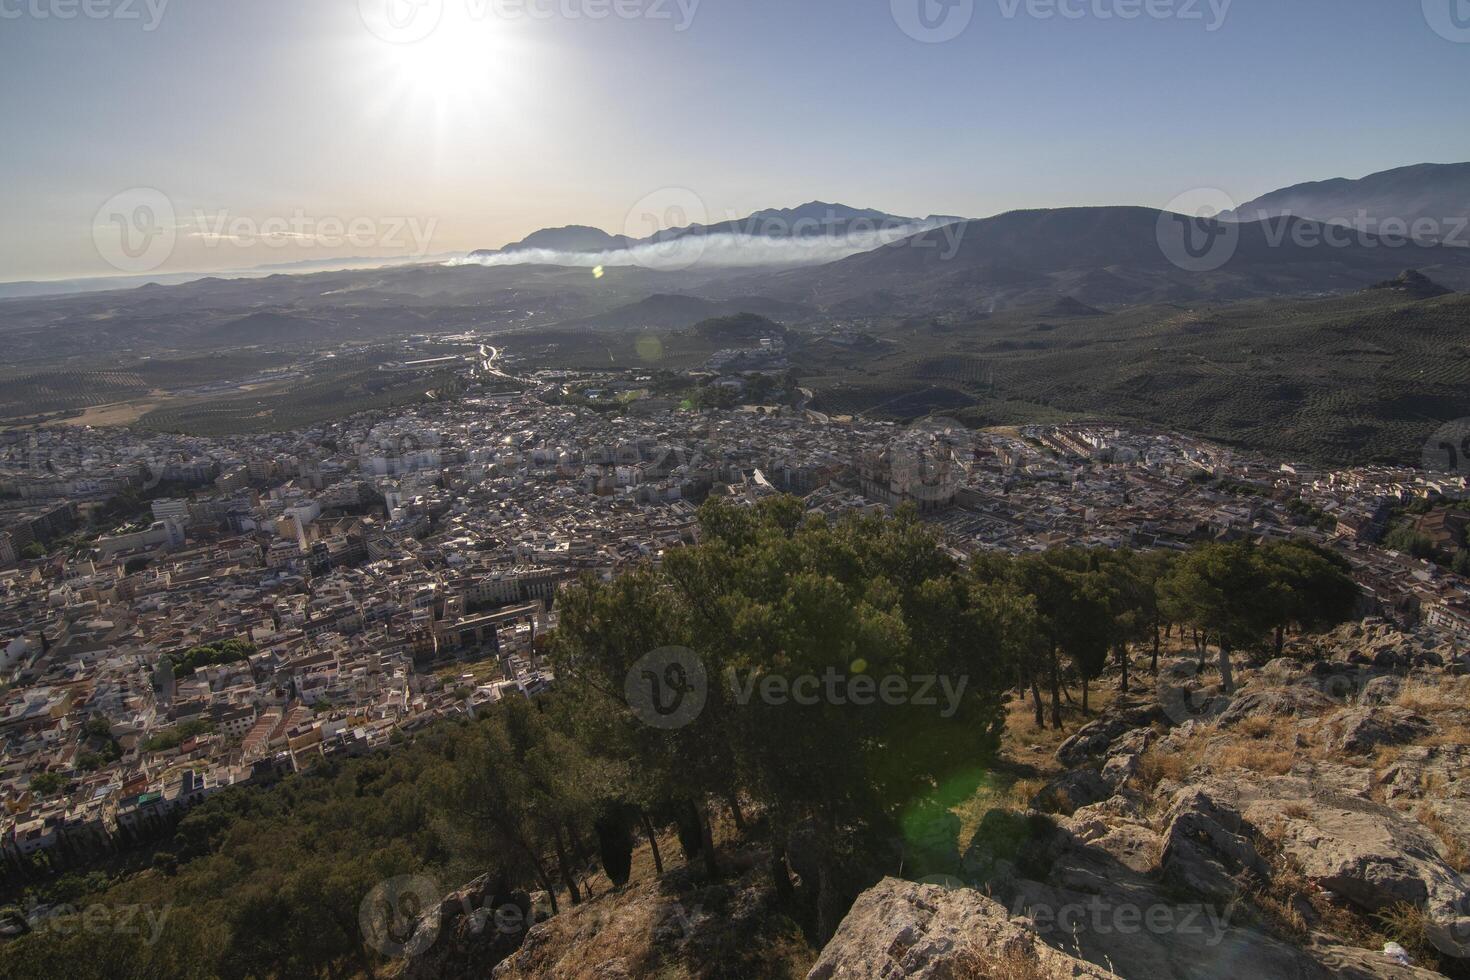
xmin=2 ymin=0 xmax=1468 ymax=279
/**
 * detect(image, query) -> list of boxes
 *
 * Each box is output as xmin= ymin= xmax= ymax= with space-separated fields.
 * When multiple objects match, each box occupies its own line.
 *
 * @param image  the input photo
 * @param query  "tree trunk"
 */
xmin=1047 ymin=648 xmax=1063 ymax=730
xmin=697 ymin=800 xmax=720 ymax=878
xmin=1274 ymin=624 xmax=1285 ymax=659
xmin=1152 ymin=626 xmax=1161 ymax=673
xmin=1028 ymin=672 xmax=1045 ymax=730
xmin=728 ymin=794 xmax=746 ymax=833
xmin=552 ymin=824 xmax=581 ymax=905
xmin=1082 ymin=673 xmax=1090 ymax=712
xmin=769 ymin=842 xmax=794 ymax=904
xmin=1218 ymin=640 xmax=1235 ymax=694
xmin=639 ymin=808 xmax=663 ymax=876
xmin=1118 ymin=642 xmax=1129 ymax=693
xmin=528 ymin=851 xmax=559 ymax=915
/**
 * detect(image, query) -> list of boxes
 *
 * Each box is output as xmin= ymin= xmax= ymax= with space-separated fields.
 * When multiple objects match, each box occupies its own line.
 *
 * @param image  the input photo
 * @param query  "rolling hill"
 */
xmin=730 ymin=206 xmax=1470 ymax=314
xmin=1227 ymin=162 xmax=1470 ymax=244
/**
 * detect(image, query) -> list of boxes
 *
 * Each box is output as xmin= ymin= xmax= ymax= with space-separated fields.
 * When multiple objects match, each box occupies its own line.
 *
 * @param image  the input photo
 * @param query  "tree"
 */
xmin=1160 ymin=542 xmax=1275 ymax=692
xmin=19 ymin=542 xmax=46 ymax=561
xmin=1258 ymin=539 xmax=1359 ymax=658
xmin=550 ymin=498 xmax=1014 ymax=942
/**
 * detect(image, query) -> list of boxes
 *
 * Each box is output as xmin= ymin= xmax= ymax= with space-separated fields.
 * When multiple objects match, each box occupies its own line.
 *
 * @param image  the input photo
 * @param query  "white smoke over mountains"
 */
xmin=448 ymin=206 xmax=967 ymax=272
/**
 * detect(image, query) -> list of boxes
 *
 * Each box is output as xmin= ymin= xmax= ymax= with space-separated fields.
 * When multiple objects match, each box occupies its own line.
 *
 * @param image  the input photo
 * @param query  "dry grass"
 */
xmin=1250 ymin=820 xmax=1386 ymax=951
xmin=1394 ymin=674 xmax=1469 ymax=715
xmin=955 ymin=940 xmax=1087 ymax=980
xmin=1235 ymin=715 xmax=1275 ymax=739
xmin=1419 ymin=722 xmax=1470 ymax=749
xmin=1416 ymin=806 xmax=1470 ymax=873
xmin=1376 ymin=903 xmax=1444 ymax=973
xmin=1212 ymin=741 xmax=1296 ymax=775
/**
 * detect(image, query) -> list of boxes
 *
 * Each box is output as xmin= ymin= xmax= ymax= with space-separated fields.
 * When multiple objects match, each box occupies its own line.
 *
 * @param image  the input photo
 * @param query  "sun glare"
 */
xmin=358 ymin=8 xmax=522 ymax=138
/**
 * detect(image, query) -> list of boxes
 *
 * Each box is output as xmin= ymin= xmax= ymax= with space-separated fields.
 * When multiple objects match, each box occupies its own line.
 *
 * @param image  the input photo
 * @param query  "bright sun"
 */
xmin=359 ymin=8 xmax=520 ymax=130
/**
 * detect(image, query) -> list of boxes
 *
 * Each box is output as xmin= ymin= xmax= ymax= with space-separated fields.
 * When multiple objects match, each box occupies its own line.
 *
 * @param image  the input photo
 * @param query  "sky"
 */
xmin=2 ymin=0 xmax=1469 ymax=281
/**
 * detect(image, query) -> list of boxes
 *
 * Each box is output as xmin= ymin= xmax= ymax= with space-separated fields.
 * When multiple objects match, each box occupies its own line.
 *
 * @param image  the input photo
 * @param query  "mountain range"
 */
xmin=1225 ymin=162 xmax=1470 ymax=244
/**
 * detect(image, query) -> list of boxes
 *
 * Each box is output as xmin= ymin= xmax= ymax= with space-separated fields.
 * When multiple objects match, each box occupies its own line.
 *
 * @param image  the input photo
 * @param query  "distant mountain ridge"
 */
xmin=724 ymin=205 xmax=1470 ymax=314
xmin=470 ymin=202 xmax=962 ymax=259
xmin=1226 ymin=162 xmax=1470 ymax=245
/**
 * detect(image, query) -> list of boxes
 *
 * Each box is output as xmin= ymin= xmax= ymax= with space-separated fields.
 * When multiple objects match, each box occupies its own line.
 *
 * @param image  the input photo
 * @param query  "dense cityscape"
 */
xmin=4 ymin=349 xmax=1468 ymax=874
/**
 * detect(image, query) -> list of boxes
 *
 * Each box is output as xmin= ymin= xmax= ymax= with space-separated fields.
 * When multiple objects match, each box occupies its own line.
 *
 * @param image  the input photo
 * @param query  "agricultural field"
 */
xmin=792 ymin=289 xmax=1470 ymax=465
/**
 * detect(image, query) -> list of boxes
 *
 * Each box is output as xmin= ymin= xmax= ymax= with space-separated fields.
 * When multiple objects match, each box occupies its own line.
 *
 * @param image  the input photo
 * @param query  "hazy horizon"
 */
xmin=4 ymin=0 xmax=1470 ymax=281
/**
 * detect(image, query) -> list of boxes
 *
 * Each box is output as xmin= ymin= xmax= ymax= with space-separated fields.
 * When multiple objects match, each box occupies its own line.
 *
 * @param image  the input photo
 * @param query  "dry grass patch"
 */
xmin=1395 ymin=674 xmax=1469 ymax=715
xmin=1416 ymin=806 xmax=1470 ymax=873
xmin=1419 ymin=722 xmax=1470 ymax=749
xmin=955 ymin=941 xmax=1096 ymax=980
xmin=1213 ymin=740 xmax=1295 ymax=775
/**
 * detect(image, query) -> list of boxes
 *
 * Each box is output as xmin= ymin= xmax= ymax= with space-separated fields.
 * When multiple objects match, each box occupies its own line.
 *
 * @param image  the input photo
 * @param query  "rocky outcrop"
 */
xmin=1216 ymin=685 xmax=1337 ymax=728
xmin=1239 ymin=791 xmax=1470 ymax=960
xmin=1055 ymin=702 xmax=1162 ymax=767
xmin=396 ymin=876 xmax=539 ymax=980
xmin=1158 ymin=787 xmax=1269 ymax=903
xmin=1032 ymin=768 xmax=1111 ymax=816
xmin=805 ymin=878 xmax=1120 ymax=980
xmin=1330 ymin=706 xmax=1434 ymax=754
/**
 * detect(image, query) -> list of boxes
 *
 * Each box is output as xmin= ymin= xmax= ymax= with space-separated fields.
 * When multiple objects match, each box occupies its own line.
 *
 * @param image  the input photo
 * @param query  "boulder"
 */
xmin=1358 ymin=676 xmax=1402 ymax=706
xmin=1032 ymin=768 xmax=1111 ymax=816
xmin=404 ymin=875 xmax=534 ymax=980
xmin=1056 ymin=717 xmax=1135 ymax=768
xmin=1158 ymin=787 xmax=1269 ymax=903
xmin=806 ymin=878 xmax=1120 ymax=980
xmin=1242 ymin=792 xmax=1470 ymax=959
xmin=1332 ymin=706 xmax=1434 ymax=754
xmin=1216 ymin=685 xmax=1337 ymax=728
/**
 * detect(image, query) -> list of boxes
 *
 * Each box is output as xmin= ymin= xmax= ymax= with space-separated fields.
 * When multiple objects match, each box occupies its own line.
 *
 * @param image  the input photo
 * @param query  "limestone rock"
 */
xmin=805 ymin=878 xmax=1120 ymax=980
xmin=1331 ymin=706 xmax=1434 ymax=754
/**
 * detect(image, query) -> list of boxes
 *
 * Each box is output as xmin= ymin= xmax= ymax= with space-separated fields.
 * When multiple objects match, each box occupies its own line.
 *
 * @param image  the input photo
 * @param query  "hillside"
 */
xmin=734 ymin=206 xmax=1470 ymax=314
xmin=793 ymin=286 xmax=1470 ymax=465
xmin=1229 ymin=163 xmax=1470 ymax=244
